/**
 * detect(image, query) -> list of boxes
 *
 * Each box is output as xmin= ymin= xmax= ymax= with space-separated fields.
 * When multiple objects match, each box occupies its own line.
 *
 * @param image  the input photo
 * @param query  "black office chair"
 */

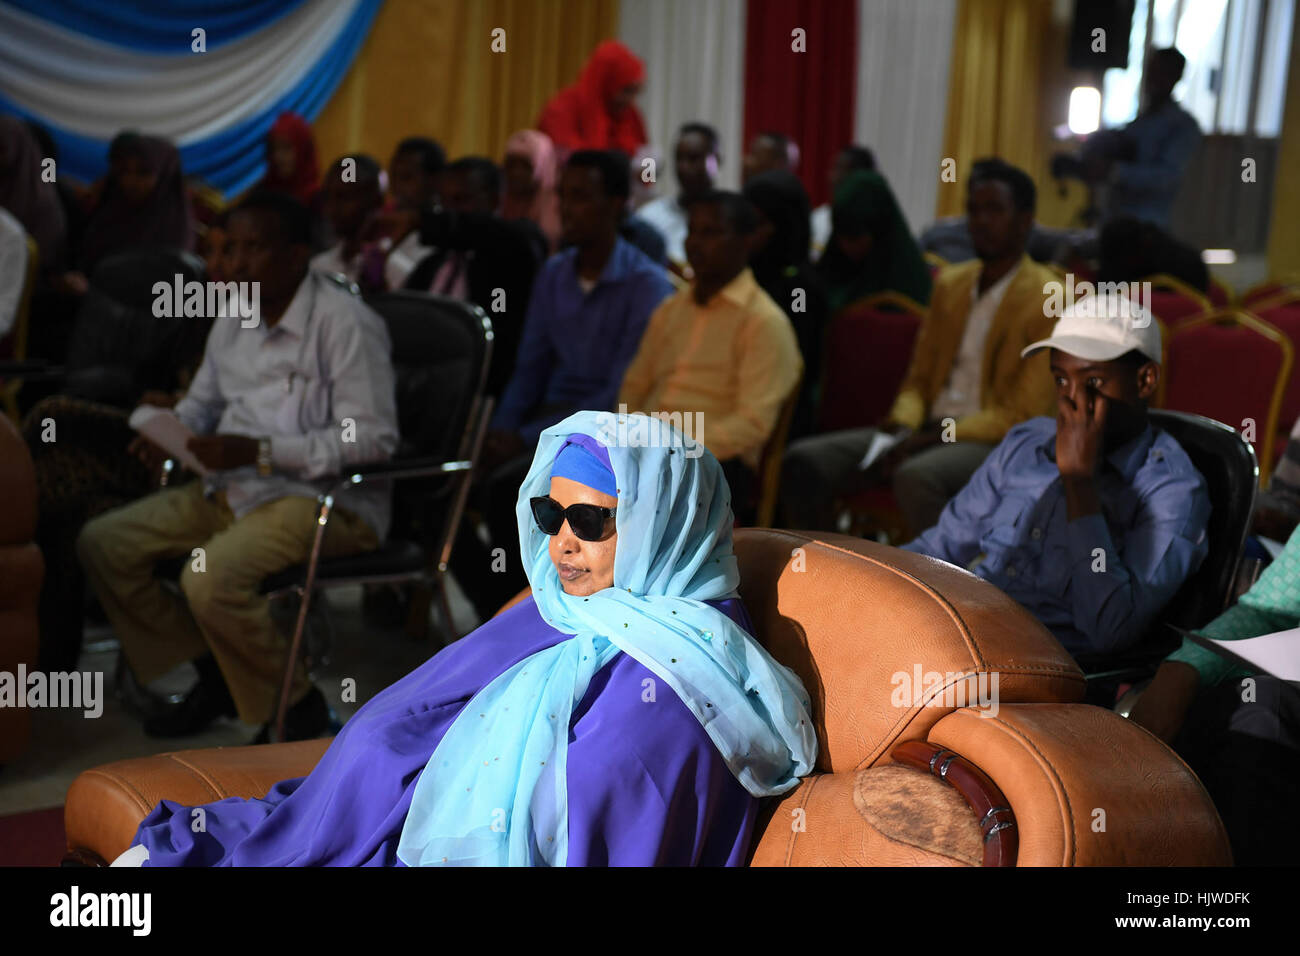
xmin=255 ymin=290 xmax=494 ymax=741
xmin=1080 ymin=409 xmax=1258 ymax=698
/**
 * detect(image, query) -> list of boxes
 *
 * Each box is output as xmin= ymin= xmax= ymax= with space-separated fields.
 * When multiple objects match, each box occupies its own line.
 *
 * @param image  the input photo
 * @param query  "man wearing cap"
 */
xmin=900 ymin=297 xmax=1210 ymax=658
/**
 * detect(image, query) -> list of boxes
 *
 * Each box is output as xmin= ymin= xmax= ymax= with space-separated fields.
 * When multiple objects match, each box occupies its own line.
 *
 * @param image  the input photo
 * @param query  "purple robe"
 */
xmin=132 ymin=596 xmax=760 ymax=866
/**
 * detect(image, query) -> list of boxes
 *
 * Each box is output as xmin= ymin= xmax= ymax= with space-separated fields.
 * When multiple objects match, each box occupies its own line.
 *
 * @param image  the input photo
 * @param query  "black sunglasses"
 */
xmin=530 ymin=496 xmax=617 ymax=541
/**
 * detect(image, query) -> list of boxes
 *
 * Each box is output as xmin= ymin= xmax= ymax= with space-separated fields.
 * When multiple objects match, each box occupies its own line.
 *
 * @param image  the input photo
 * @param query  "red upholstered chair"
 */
xmin=0 ymin=409 xmax=42 ymax=764
xmin=817 ymin=291 xmax=925 ymax=433
xmin=1250 ymin=291 xmax=1300 ymax=468
xmin=1207 ymin=276 xmax=1232 ymax=307
xmin=1242 ymin=276 xmax=1300 ymax=308
xmin=1163 ymin=310 xmax=1294 ymax=476
xmin=923 ymin=252 xmax=946 ymax=279
xmin=1143 ymin=273 xmax=1213 ymax=328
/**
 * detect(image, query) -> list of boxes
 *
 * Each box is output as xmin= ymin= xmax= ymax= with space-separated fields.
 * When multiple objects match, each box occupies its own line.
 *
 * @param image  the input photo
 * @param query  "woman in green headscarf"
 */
xmin=816 ymin=170 xmax=931 ymax=312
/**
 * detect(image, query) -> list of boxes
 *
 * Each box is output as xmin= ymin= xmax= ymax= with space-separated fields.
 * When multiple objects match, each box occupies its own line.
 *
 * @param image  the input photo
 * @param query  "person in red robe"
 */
xmin=537 ymin=40 xmax=647 ymax=158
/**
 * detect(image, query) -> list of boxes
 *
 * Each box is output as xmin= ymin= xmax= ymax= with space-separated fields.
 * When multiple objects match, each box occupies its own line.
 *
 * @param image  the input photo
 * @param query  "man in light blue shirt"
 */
xmin=79 ymin=193 xmax=398 ymax=742
xmin=1101 ymin=47 xmax=1202 ymax=228
xmin=902 ymin=297 xmax=1210 ymax=658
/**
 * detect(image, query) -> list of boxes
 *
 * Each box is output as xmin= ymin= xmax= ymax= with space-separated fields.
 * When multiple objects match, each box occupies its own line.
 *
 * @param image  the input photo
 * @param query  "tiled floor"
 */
xmin=0 ymin=579 xmax=483 ymax=816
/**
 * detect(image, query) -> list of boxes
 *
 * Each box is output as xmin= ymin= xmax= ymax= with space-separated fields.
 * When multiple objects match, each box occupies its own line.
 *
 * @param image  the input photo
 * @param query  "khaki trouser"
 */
xmin=77 ymin=482 xmax=377 ymax=724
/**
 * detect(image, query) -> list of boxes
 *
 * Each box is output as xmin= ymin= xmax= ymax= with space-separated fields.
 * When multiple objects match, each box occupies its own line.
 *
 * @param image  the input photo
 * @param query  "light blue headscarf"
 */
xmin=397 ymin=410 xmax=817 ymax=866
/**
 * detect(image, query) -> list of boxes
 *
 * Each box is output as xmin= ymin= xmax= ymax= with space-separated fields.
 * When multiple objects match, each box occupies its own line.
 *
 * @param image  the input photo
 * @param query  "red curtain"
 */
xmin=743 ymin=0 xmax=857 ymax=208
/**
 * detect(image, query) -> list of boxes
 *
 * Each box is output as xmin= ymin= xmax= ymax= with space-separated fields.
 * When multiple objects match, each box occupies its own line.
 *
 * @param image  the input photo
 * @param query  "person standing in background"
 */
xmin=537 ymin=40 xmax=647 ymax=157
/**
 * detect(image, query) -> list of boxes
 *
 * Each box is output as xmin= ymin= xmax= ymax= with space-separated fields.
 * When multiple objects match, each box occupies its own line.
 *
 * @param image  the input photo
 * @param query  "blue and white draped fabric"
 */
xmin=0 ymin=0 xmax=380 ymax=195
xmin=397 ymin=411 xmax=818 ymax=867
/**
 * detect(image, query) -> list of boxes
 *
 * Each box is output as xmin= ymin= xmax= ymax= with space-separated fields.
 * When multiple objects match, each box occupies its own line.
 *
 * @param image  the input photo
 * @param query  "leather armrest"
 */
xmin=928 ymin=703 xmax=1233 ymax=866
xmin=64 ymin=738 xmax=332 ymax=864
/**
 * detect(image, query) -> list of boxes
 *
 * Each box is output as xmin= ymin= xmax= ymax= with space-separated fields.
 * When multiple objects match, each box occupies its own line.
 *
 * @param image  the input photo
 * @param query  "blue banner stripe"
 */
xmin=0 ymin=0 xmax=309 ymax=53
xmin=0 ymin=0 xmax=381 ymax=197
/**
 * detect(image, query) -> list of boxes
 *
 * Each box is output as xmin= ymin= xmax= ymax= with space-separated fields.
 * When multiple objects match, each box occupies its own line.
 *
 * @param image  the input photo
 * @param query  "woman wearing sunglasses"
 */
xmin=115 ymin=410 xmax=816 ymax=866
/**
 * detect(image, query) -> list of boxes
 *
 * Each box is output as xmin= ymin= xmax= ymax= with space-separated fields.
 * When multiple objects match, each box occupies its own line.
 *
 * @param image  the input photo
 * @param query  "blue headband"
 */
xmin=550 ymin=433 xmax=617 ymax=497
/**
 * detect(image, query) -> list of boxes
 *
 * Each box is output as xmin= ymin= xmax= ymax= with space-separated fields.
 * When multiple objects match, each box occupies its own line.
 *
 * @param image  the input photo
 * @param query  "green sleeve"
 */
xmin=1164 ymin=525 xmax=1300 ymax=686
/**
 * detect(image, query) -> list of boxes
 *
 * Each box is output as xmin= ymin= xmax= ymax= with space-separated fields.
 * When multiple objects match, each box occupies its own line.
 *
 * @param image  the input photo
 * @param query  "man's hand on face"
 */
xmin=1056 ymin=385 xmax=1107 ymax=480
xmin=187 ymin=434 xmax=260 ymax=471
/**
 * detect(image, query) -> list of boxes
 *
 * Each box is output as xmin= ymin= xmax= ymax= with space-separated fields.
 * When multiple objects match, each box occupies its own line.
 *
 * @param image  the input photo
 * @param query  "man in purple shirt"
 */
xmin=455 ymin=150 xmax=673 ymax=621
xmin=902 ymin=298 xmax=1209 ymax=659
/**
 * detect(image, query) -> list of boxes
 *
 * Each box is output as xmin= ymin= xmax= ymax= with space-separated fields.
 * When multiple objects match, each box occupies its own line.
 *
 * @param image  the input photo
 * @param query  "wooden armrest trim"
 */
xmin=892 ymin=738 xmax=1018 ymax=866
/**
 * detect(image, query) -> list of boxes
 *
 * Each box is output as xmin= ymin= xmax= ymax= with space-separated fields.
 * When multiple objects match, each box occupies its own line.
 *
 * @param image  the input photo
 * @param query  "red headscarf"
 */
xmin=537 ymin=40 xmax=647 ymax=157
xmin=258 ymin=112 xmax=320 ymax=205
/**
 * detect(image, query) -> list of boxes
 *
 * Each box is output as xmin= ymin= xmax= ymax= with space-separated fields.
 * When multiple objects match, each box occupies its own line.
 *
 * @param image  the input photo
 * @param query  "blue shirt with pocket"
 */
xmin=901 ymin=416 xmax=1211 ymax=657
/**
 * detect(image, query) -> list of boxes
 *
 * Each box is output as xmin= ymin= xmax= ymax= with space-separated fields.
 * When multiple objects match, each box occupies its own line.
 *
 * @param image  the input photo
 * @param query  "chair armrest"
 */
xmin=64 ymin=738 xmax=332 ymax=864
xmin=332 ymin=457 xmax=472 ymax=487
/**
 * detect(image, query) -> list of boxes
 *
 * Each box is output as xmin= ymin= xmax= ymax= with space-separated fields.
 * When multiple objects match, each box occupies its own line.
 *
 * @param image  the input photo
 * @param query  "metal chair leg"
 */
xmin=273 ymin=493 xmax=334 ymax=743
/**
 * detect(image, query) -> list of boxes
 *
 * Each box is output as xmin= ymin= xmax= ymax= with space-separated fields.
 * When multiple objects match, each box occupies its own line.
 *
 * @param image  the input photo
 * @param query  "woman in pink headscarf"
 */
xmin=536 ymin=40 xmax=647 ymax=157
xmin=501 ymin=130 xmax=562 ymax=252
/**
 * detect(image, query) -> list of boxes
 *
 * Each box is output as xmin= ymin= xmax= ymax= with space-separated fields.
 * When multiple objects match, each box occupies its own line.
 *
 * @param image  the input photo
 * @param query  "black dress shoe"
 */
xmin=143 ymin=667 xmax=236 ymax=738
xmin=251 ymin=685 xmax=332 ymax=744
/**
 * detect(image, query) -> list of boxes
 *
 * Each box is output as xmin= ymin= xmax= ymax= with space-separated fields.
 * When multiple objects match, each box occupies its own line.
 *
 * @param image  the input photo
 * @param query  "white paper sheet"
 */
xmin=1184 ymin=626 xmax=1300 ymax=683
xmin=858 ymin=429 xmax=909 ymax=471
xmin=127 ymin=404 xmax=210 ymax=477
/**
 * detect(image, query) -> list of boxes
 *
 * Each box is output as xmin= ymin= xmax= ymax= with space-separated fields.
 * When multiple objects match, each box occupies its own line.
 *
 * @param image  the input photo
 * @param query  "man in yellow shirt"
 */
xmin=781 ymin=160 xmax=1059 ymax=536
xmin=618 ymin=190 xmax=802 ymax=512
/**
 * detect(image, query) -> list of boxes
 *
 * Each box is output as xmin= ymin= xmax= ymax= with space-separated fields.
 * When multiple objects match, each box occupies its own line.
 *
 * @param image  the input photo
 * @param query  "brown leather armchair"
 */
xmin=0 ymin=410 xmax=42 ymax=765
xmin=63 ymin=529 xmax=1231 ymax=866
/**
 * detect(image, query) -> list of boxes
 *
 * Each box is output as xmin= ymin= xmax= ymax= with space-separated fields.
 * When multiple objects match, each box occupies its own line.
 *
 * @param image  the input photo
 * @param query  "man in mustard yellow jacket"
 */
xmin=781 ymin=161 xmax=1059 ymax=535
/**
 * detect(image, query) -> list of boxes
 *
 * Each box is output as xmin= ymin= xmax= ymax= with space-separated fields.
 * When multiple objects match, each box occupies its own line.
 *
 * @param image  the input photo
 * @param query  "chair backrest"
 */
xmin=1243 ymin=277 xmax=1300 ymax=307
xmin=818 ymin=291 xmax=924 ymax=432
xmin=730 ymin=529 xmax=1084 ymax=772
xmin=1143 ymin=272 xmax=1212 ymax=326
xmin=64 ymin=247 xmax=208 ymax=406
xmin=1252 ymin=298 xmax=1300 ymax=459
xmin=362 ymin=290 xmax=493 ymax=463
xmin=754 ymin=376 xmax=801 ymax=527
xmin=1149 ymin=409 xmax=1257 ymax=630
xmin=1207 ymin=275 xmax=1232 ymax=306
xmin=1163 ymin=309 xmax=1293 ymax=473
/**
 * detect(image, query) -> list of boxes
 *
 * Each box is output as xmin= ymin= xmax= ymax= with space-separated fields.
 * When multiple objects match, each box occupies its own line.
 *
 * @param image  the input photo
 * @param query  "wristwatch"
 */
xmin=256 ymin=437 xmax=273 ymax=477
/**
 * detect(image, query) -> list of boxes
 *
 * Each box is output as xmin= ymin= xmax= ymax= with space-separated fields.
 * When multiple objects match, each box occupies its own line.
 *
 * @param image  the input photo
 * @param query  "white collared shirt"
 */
xmin=930 ymin=263 xmax=1021 ymax=421
xmin=173 ymin=271 xmax=399 ymax=537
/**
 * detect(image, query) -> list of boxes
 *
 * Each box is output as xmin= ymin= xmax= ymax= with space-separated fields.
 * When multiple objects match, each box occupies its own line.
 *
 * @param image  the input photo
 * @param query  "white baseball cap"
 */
xmin=1021 ymin=294 xmax=1162 ymax=363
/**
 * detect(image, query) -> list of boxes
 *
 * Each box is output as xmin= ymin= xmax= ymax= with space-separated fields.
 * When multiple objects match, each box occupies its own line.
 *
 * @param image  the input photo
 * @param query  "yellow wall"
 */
xmin=312 ymin=0 xmax=617 ymax=174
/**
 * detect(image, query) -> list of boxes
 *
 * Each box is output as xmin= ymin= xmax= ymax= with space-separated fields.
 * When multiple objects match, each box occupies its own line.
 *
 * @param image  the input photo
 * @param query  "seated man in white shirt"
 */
xmin=78 ymin=192 xmax=399 ymax=743
xmin=634 ymin=122 xmax=720 ymax=275
xmin=309 ymin=153 xmax=383 ymax=285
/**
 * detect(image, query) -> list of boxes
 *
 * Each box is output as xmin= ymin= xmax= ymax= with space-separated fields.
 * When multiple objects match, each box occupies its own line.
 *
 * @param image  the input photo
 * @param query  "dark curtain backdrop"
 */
xmin=742 ymin=0 xmax=857 ymax=208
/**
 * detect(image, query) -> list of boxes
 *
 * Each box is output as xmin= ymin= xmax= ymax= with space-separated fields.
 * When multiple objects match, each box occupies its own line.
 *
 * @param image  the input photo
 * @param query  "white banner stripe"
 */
xmin=0 ymin=0 xmax=361 ymax=143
